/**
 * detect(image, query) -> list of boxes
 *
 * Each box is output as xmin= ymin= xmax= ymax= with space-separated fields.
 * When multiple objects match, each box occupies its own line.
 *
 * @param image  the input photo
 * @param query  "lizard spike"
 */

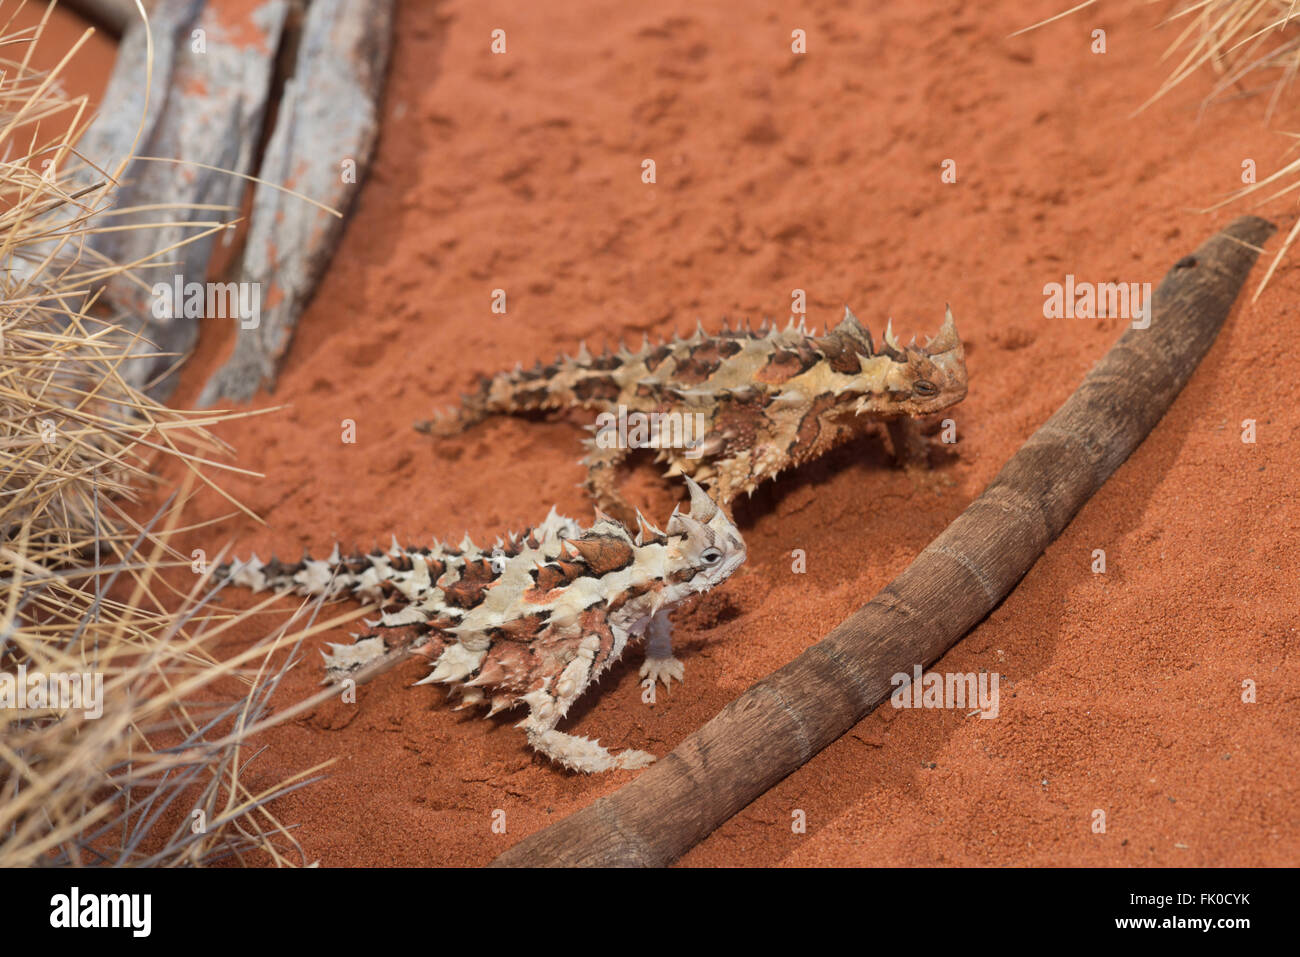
xmin=635 ymin=508 xmax=667 ymax=542
xmin=453 ymin=687 xmax=487 ymax=710
xmin=926 ymin=304 xmax=960 ymax=355
xmin=683 ymin=476 xmax=719 ymax=522
xmin=666 ymin=508 xmax=709 ymax=538
xmin=487 ymin=696 xmax=513 ymax=717
xmin=424 ymin=644 xmax=487 ymax=684
xmin=882 ymin=318 xmax=905 ymax=360
xmin=692 ymin=433 xmax=726 ymax=457
xmin=842 ymin=306 xmax=875 ymax=355
xmin=401 ymin=556 xmax=432 ymax=596
xmin=576 ymin=340 xmax=592 ymax=362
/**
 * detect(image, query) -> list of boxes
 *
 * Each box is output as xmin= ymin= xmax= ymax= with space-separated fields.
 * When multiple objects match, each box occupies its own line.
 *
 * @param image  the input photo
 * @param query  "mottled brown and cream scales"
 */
xmin=420 ymin=307 xmax=968 ymax=521
xmin=215 ymin=479 xmax=745 ymax=773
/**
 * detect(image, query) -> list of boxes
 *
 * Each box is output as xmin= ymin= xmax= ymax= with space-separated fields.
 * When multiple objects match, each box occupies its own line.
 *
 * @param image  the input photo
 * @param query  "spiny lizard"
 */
xmin=215 ymin=478 xmax=745 ymax=772
xmin=418 ymin=306 xmax=967 ymax=522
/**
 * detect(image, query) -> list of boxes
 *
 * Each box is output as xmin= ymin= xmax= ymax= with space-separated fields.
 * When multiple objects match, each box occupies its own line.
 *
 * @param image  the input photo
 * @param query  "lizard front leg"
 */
xmin=885 ymin=416 xmax=932 ymax=468
xmin=639 ymin=608 xmax=685 ymax=690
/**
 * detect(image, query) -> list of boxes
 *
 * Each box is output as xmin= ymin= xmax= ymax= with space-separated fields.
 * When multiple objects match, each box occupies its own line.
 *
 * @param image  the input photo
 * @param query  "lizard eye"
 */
xmin=699 ymin=547 xmax=723 ymax=566
xmin=913 ymin=379 xmax=938 ymax=397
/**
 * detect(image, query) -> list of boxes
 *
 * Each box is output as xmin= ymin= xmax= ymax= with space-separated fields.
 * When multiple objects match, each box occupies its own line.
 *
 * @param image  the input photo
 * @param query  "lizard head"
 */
xmin=647 ymin=478 xmax=746 ymax=598
xmin=825 ymin=305 xmax=968 ymax=417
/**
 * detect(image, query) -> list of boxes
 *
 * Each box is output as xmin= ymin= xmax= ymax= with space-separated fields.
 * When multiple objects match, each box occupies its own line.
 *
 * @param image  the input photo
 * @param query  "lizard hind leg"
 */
xmin=581 ymin=439 xmax=639 ymax=528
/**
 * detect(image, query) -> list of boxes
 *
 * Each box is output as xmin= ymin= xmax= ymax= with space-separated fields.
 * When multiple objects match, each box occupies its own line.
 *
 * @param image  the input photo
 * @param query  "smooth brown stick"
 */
xmin=491 ymin=215 xmax=1275 ymax=868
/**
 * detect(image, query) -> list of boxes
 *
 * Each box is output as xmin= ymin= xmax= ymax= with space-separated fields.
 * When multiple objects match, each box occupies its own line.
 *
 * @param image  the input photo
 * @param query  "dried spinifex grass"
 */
xmin=0 ymin=5 xmax=337 ymax=866
xmin=1012 ymin=2 xmax=1300 ymax=297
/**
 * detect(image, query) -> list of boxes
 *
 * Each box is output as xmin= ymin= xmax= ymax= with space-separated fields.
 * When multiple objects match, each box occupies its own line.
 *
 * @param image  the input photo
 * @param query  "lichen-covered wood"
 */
xmin=77 ymin=0 xmax=288 ymax=397
xmin=71 ymin=0 xmax=392 ymax=401
xmin=197 ymin=0 xmax=395 ymax=406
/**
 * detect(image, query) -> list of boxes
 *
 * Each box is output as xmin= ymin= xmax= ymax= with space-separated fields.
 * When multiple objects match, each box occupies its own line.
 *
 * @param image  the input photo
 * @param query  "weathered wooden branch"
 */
xmin=196 ymin=0 xmax=394 ymax=406
xmin=84 ymin=0 xmax=289 ymax=398
xmin=491 ymin=215 xmax=1276 ymax=867
xmin=73 ymin=0 xmax=393 ymax=400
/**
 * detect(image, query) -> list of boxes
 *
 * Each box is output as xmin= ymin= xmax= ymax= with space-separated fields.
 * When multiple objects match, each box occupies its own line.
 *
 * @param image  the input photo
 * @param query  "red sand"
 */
xmin=10 ymin=2 xmax=115 ymax=114
xmin=65 ymin=0 xmax=1300 ymax=864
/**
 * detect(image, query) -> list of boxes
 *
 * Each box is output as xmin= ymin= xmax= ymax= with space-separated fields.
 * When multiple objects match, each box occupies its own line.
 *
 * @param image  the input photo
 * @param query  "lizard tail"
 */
xmin=214 ymin=545 xmax=453 ymax=685
xmin=416 ymin=341 xmax=634 ymax=436
xmin=213 ymin=542 xmax=407 ymax=602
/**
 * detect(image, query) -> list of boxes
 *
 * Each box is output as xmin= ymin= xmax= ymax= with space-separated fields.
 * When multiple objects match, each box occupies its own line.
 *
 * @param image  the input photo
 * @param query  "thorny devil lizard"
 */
xmin=417 ymin=306 xmax=968 ymax=522
xmin=216 ymin=479 xmax=745 ymax=772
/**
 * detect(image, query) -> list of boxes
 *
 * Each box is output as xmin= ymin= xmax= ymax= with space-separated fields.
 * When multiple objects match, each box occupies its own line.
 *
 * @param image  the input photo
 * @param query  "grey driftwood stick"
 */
xmin=197 ymin=0 xmax=395 ymax=406
xmin=85 ymin=0 xmax=290 ymax=399
xmin=491 ymin=215 xmax=1276 ymax=867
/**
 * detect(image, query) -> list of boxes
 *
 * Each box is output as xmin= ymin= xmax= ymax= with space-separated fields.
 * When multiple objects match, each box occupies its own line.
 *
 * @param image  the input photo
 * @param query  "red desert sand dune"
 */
xmin=44 ymin=0 xmax=1300 ymax=865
